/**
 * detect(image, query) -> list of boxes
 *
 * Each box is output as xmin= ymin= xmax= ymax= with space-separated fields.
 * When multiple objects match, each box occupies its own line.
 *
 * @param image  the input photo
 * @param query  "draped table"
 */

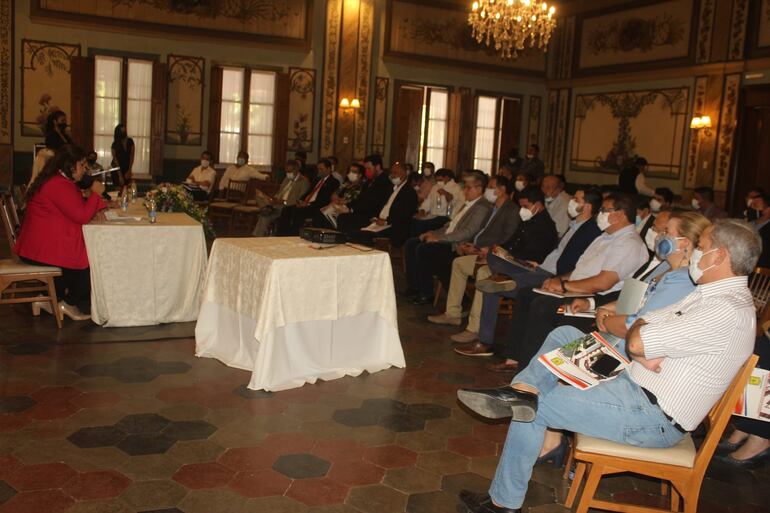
xmin=195 ymin=237 xmax=405 ymax=391
xmin=83 ymin=205 xmax=208 ymax=327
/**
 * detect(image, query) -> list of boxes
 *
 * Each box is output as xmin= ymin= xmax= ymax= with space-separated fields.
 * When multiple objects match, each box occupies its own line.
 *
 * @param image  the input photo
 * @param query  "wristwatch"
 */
xmin=560 ymin=279 xmax=567 ymax=293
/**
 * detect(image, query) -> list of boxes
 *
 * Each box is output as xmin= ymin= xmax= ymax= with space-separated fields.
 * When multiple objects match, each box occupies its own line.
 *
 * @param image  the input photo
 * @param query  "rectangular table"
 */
xmin=83 ymin=206 xmax=208 ymax=327
xmin=195 ymin=237 xmax=405 ymax=391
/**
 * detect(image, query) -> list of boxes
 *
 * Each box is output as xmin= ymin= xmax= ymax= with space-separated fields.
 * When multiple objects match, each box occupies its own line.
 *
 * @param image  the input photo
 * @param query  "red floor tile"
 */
xmin=218 ymin=447 xmax=277 ymax=472
xmin=363 ymin=445 xmax=418 ymax=468
xmin=25 ymin=401 xmax=78 ymax=421
xmin=70 ymin=392 xmax=123 ymax=409
xmin=172 ymin=462 xmax=235 ymax=489
xmin=447 ymin=436 xmax=498 ymax=458
xmin=0 ymin=414 xmax=33 ymax=433
xmin=63 ymin=470 xmax=132 ymax=500
xmin=0 ymin=455 xmax=22 ymax=480
xmin=327 ymin=460 xmax=385 ymax=486
xmin=260 ymin=433 xmax=315 ymax=455
xmin=0 ymin=489 xmax=74 ymax=513
xmin=311 ymin=438 xmax=367 ymax=462
xmin=6 ymin=462 xmax=77 ymax=491
xmin=228 ymin=469 xmax=291 ymax=498
xmin=472 ymin=423 xmax=510 ymax=443
xmin=286 ymin=477 xmax=349 ymax=507
xmin=29 ymin=386 xmax=82 ymax=404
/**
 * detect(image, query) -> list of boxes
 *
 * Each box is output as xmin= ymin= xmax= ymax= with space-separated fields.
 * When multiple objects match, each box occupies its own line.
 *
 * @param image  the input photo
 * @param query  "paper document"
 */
xmin=734 ymin=368 xmax=770 ymax=422
xmin=362 ymin=222 xmax=390 ymax=233
xmin=492 ymin=246 xmax=537 ymax=271
xmin=538 ymin=331 xmax=629 ymax=389
xmin=104 ymin=209 xmax=143 ymax=222
xmin=321 ymin=205 xmax=339 ymax=228
xmin=532 ymin=288 xmax=592 ymax=299
xmin=616 ymin=278 xmax=650 ymax=315
xmin=557 ymin=305 xmax=596 ymax=318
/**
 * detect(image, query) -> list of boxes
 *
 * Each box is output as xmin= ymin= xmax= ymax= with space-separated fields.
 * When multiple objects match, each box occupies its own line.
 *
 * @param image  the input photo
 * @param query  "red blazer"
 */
xmin=15 ymin=175 xmax=106 ymax=269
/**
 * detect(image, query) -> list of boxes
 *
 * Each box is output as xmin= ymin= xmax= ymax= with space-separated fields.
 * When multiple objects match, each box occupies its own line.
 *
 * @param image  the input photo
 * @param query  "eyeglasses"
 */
xmin=599 ymin=207 xmax=618 ymax=213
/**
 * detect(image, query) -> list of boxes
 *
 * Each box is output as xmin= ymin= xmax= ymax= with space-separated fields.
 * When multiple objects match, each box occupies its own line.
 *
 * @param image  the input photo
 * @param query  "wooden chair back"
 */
xmin=5 ymin=194 xmax=20 ymax=233
xmin=749 ymin=267 xmax=770 ymax=314
xmin=224 ymin=180 xmax=251 ymax=203
xmin=209 ymin=167 xmax=226 ymax=200
xmin=0 ymin=196 xmax=18 ymax=251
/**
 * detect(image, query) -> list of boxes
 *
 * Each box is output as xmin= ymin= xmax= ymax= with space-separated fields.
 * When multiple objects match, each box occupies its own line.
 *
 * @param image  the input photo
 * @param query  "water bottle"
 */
xmin=437 ymin=194 xmax=445 ymax=216
xmin=121 ymin=191 xmax=129 ymax=212
xmin=148 ymin=198 xmax=157 ymax=224
xmin=446 ymin=200 xmax=454 ymax=218
xmin=130 ymin=182 xmax=137 ymax=203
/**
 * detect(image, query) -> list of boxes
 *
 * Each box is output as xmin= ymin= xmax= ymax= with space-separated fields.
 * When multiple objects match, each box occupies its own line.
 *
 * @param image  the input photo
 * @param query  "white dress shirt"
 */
xmin=220 ymin=164 xmax=268 ymax=189
xmin=187 ymin=166 xmax=217 ymax=192
xmin=445 ymin=196 xmax=480 ymax=235
xmin=569 ymin=224 xmax=648 ymax=293
xmin=379 ymin=181 xmax=404 ymax=220
xmin=420 ymin=180 xmax=464 ymax=218
xmin=545 ymin=191 xmax=571 ymax=237
xmin=632 ymin=276 xmax=755 ymax=430
xmin=539 ymin=218 xmax=586 ymax=275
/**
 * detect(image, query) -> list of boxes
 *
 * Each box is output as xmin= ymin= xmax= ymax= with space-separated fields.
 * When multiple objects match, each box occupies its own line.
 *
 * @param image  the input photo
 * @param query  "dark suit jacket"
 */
xmin=384 ymin=184 xmax=419 ymax=247
xmin=303 ymin=174 xmax=339 ymax=209
xmin=502 ymin=210 xmax=558 ymax=264
xmin=758 ymin=222 xmax=770 ymax=268
xmin=555 ymin=219 xmax=602 ymax=276
xmin=474 ymin=199 xmax=521 ymax=248
xmin=338 ymin=172 xmax=393 ymax=232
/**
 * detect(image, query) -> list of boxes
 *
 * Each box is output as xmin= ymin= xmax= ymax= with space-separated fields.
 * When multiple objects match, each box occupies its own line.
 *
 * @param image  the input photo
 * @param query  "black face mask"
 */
xmin=58 ymin=122 xmax=67 ymax=130
xmin=747 ymin=209 xmax=759 ymax=222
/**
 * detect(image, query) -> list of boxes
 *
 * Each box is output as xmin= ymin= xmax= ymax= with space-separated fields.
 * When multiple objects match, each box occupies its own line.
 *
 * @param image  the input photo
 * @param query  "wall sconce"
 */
xmin=690 ymin=114 xmax=713 ymax=136
xmin=339 ymin=97 xmax=361 ymax=110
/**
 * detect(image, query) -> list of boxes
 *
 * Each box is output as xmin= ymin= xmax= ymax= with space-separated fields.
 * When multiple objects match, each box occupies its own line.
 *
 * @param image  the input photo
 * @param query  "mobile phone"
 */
xmin=589 ymin=354 xmax=621 ymax=378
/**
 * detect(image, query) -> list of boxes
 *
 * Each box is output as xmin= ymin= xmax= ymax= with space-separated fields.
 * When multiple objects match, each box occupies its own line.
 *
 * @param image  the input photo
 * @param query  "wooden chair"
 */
xmin=208 ymin=179 xmax=252 ymax=234
xmin=230 ymin=179 xmax=282 ymax=236
xmin=3 ymin=193 xmax=21 ymax=234
xmin=749 ymin=267 xmax=770 ymax=333
xmin=0 ymin=197 xmax=62 ymax=328
xmin=564 ymin=354 xmax=758 ymax=513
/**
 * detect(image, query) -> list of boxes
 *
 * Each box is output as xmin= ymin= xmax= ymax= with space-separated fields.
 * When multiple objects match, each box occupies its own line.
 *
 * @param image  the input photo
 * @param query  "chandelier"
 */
xmin=469 ymin=0 xmax=557 ymax=59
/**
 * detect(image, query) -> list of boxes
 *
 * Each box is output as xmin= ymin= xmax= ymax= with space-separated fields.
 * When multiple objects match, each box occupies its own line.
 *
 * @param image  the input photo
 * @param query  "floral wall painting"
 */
xmin=570 ymin=88 xmax=689 ymax=179
xmin=287 ymin=67 xmax=315 ymax=152
xmin=166 ymin=55 xmax=204 ymax=146
xmin=577 ymin=0 xmax=694 ymax=71
xmin=21 ymin=40 xmax=80 ymax=137
xmin=34 ymin=0 xmax=310 ymax=45
xmin=758 ymin=0 xmax=770 ymax=48
xmin=386 ymin=0 xmax=545 ymax=73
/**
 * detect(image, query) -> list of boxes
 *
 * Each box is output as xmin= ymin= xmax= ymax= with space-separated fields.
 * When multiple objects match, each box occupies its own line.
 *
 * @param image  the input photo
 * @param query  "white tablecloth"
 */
xmin=83 ymin=207 xmax=208 ymax=327
xmin=195 ymin=237 xmax=405 ymax=391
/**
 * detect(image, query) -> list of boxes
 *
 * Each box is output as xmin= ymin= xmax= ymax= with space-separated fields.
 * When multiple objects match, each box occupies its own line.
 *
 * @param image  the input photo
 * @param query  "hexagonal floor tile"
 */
xmin=120 ymin=480 xmax=187 ymax=510
xmin=285 ymin=477 xmax=348 ymax=507
xmin=0 ymin=396 xmax=37 ymax=414
xmin=0 ymin=480 xmax=17 ymax=504
xmin=228 ymin=470 xmax=291 ymax=498
xmin=363 ymin=445 xmax=417 ymax=468
xmin=0 ymin=489 xmax=74 ymax=513
xmin=162 ymin=420 xmax=217 ymax=441
xmin=117 ymin=434 xmax=177 ymax=456
xmin=173 ymin=462 xmax=235 ymax=489
xmin=6 ymin=462 xmax=77 ymax=491
xmin=115 ymin=414 xmax=171 ymax=435
xmin=447 ymin=436 xmax=498 ymax=458
xmin=383 ymin=466 xmax=442 ymax=494
xmin=63 ymin=470 xmax=132 ymax=500
xmin=273 ymin=454 xmax=330 ymax=479
xmin=67 ymin=426 xmax=127 ymax=448
xmin=327 ymin=460 xmax=385 ymax=486
xmin=233 ymin=385 xmax=273 ymax=399
xmin=331 ymin=408 xmax=380 ymax=428
xmin=377 ymin=413 xmax=426 ymax=433
xmin=406 ymin=403 xmax=452 ymax=420
xmin=345 ymin=484 xmax=408 ymax=513
xmin=218 ymin=446 xmax=276 ymax=473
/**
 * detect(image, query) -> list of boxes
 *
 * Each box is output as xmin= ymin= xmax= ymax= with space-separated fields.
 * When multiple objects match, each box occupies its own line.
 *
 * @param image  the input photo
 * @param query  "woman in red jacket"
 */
xmin=15 ymin=145 xmax=107 ymax=321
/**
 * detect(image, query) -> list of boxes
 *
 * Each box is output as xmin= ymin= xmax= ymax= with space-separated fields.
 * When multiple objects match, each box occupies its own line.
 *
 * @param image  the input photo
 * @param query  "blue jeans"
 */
xmin=489 ymin=326 xmax=685 ymax=509
xmin=478 ymin=253 xmax=551 ymax=344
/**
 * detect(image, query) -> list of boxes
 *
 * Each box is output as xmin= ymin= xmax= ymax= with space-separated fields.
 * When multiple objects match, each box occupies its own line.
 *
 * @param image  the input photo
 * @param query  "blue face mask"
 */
xmin=635 ymin=215 xmax=642 ymax=227
xmin=654 ymin=235 xmax=686 ymax=261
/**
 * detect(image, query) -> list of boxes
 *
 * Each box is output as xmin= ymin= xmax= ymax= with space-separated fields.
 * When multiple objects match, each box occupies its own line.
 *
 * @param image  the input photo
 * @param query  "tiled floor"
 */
xmin=1 ymin=291 xmax=769 ymax=512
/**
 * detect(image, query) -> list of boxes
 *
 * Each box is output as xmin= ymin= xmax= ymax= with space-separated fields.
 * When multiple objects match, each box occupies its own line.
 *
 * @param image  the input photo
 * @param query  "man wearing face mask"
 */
xmin=743 ymin=187 xmax=764 ymax=222
xmin=403 ymin=171 xmax=493 ymax=305
xmin=337 ymin=155 xmax=394 ymax=234
xmin=692 ymin=186 xmax=727 ymax=221
xmin=277 ymin=159 xmax=338 ymax=235
xmin=455 ymin=188 xmax=601 ymax=353
xmin=519 ymin=144 xmax=544 ymax=184
xmin=251 ymin=160 xmax=310 ymax=237
xmin=313 ymin=164 xmax=368 ymax=229
xmin=541 ymin=175 xmax=571 ymax=237
xmin=413 ymin=169 xmax=463 ymax=236
xmin=455 ymin=219 xmax=758 ymax=513
xmin=635 ymin=196 xmax=655 ymax=242
xmin=513 ymin=173 xmax=529 ymax=194
xmin=219 ymin=151 xmax=268 ymax=192
xmin=185 ymin=150 xmax=217 ymax=201
xmin=649 ymin=187 xmax=673 ymax=214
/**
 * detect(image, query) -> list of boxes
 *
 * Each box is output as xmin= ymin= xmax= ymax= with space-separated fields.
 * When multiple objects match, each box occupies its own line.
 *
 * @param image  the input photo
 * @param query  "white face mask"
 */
xmin=691 ymin=198 xmax=701 ymax=210
xmin=514 ymin=180 xmax=525 ymax=192
xmin=689 ymin=248 xmax=718 ymax=283
xmin=286 ymin=172 xmax=296 ymax=180
xmin=391 ymin=176 xmax=402 ymax=186
xmin=567 ymin=199 xmax=581 ymax=218
xmin=200 ymin=160 xmax=210 ymax=169
xmin=544 ymin=196 xmax=554 ymax=205
xmin=596 ymin=211 xmax=612 ymax=232
xmin=484 ymin=188 xmax=498 ymax=203
xmin=526 ymin=153 xmax=534 ymax=159
xmin=436 ymin=182 xmax=446 ymax=190
xmin=519 ymin=207 xmax=533 ymax=222
xmin=644 ymin=228 xmax=658 ymax=252
xmin=649 ymin=198 xmax=662 ymax=213
xmin=347 ymin=172 xmax=360 ymax=183
xmin=747 ymin=197 xmax=755 ymax=208
xmin=423 ymin=168 xmax=433 ymax=177
xmin=236 ymin=158 xmax=246 ymax=166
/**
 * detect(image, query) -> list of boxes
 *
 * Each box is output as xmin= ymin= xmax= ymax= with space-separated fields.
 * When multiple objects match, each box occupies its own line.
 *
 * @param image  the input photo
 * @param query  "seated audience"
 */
xmin=219 ymin=151 xmax=268 ymax=191
xmin=251 ymin=160 xmax=310 ymax=237
xmin=427 ymin=176 xmax=520 ymax=327
xmin=412 ymin=169 xmax=464 ymax=236
xmin=455 ymin=218 xmax=759 ymax=513
xmin=352 ymin=162 xmax=418 ymax=247
xmin=337 ymin=155 xmax=394 ymax=234
xmin=456 ymin=193 xmax=647 ymax=363
xmin=635 ymin=196 xmax=655 ymax=251
xmin=750 ymin=194 xmax=770 ymax=268
xmin=520 ymin=144 xmax=544 ymax=183
xmin=693 ymin=186 xmax=728 ymax=221
xmin=513 ymin=172 xmax=529 ymax=193
xmin=185 ymin=150 xmax=217 ymax=201
xmin=457 ymin=188 xmax=603 ymax=353
xmin=506 ymin=148 xmax=522 ymax=174
xmin=15 ymin=145 xmax=107 ymax=321
xmin=650 ymin=187 xmax=674 ymax=213
xmin=744 ymin=187 xmax=765 ymax=222
xmin=328 ymin=155 xmax=341 ymax=183
xmin=276 ymin=159 xmax=338 ymax=235
xmin=84 ymin=150 xmax=103 ymax=174
xmin=313 ymin=163 xmax=368 ymax=229
xmin=451 ymin=186 xmax=560 ymax=346
xmin=403 ymin=171 xmax=492 ymax=305
xmin=416 ymin=161 xmax=436 ymax=203
xmin=497 ymin=163 xmax=515 ymax=181
xmin=542 ymin=174 xmax=570 ymax=236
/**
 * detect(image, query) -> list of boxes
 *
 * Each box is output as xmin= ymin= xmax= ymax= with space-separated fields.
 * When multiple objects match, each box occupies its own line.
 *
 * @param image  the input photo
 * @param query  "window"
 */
xmin=425 ymin=90 xmax=448 ymax=169
xmin=472 ymin=95 xmax=522 ymax=174
xmin=392 ymin=84 xmax=449 ymax=170
xmin=216 ymin=68 xmax=276 ymax=166
xmin=93 ymin=55 xmax=154 ymax=175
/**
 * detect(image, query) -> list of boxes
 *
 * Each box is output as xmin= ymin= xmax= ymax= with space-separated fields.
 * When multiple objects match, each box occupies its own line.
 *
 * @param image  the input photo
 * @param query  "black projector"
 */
xmin=299 ymin=227 xmax=348 ymax=244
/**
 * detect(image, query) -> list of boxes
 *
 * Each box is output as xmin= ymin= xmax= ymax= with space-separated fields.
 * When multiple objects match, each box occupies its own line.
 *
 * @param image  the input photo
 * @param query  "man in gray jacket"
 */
xmin=404 ymin=171 xmax=492 ymax=305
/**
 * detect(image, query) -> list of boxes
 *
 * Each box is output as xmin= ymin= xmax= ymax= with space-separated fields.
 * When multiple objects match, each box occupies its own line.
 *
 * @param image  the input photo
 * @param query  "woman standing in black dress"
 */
xmin=44 ymin=111 xmax=74 ymax=150
xmin=110 ymin=124 xmax=135 ymax=187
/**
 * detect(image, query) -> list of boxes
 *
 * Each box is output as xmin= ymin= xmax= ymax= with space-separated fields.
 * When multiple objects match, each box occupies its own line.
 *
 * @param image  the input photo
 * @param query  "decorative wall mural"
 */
xmin=354 ymin=0 xmax=374 ymax=160
xmin=21 ymin=40 xmax=80 ymax=137
xmin=757 ymin=0 xmax=770 ymax=48
xmin=570 ymin=88 xmax=689 ymax=179
xmin=728 ymin=0 xmax=749 ymax=60
xmin=386 ymin=0 xmax=545 ymax=74
xmin=696 ymin=0 xmax=715 ymax=63
xmin=685 ymin=76 xmax=708 ymax=188
xmin=166 ymin=55 xmax=204 ymax=146
xmin=370 ymin=77 xmax=389 ymax=156
xmin=0 ymin=0 xmax=12 ymax=188
xmin=319 ymin=0 xmax=342 ymax=158
xmin=543 ymin=90 xmax=559 ymax=173
xmin=714 ymin=74 xmax=741 ymax=192
xmin=578 ymin=0 xmax=693 ymax=70
xmin=287 ymin=67 xmax=315 ymax=152
xmin=527 ymin=96 xmax=541 ymax=147
xmin=34 ymin=0 xmax=309 ymax=44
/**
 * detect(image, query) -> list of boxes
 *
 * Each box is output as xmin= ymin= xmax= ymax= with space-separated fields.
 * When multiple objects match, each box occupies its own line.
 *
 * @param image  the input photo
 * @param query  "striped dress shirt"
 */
xmin=630 ymin=276 xmax=755 ymax=431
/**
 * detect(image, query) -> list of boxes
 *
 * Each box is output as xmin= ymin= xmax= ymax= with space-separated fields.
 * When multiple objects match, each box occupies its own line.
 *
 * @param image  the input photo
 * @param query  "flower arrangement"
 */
xmin=144 ymin=184 xmax=215 ymax=239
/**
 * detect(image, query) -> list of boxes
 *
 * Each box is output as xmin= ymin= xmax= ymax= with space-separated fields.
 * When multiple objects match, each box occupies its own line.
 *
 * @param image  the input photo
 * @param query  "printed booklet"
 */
xmin=538 ymin=331 xmax=630 ymax=389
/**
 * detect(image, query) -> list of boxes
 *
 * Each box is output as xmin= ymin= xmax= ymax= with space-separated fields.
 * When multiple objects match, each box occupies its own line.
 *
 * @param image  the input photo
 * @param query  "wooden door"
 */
xmin=390 ymin=85 xmax=424 ymax=166
xmin=150 ymin=62 xmax=167 ymax=177
xmin=497 ymin=97 xmax=522 ymax=171
xmin=732 ymin=86 xmax=770 ymax=214
xmin=207 ymin=67 xmax=224 ymax=163
xmin=70 ymin=57 xmax=95 ymax=150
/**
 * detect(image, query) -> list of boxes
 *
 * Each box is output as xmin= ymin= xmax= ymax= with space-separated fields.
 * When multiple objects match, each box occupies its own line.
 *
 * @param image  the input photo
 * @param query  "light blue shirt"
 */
xmin=539 ymin=218 xmax=586 ymax=275
xmin=624 ymin=265 xmax=696 ymax=327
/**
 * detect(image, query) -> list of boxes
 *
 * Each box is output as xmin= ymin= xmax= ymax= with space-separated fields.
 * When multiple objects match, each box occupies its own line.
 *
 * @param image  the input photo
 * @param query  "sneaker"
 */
xmin=427 ymin=313 xmax=462 ymax=326
xmin=450 ymin=330 xmax=479 ymax=344
xmin=476 ymin=274 xmax=517 ymax=294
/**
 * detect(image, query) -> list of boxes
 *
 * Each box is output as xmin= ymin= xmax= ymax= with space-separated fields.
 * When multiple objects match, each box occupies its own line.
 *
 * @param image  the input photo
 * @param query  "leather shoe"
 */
xmin=485 ymin=361 xmax=519 ymax=373
xmin=59 ymin=301 xmax=91 ymax=322
xmin=454 ymin=342 xmax=494 ymax=357
xmin=411 ymin=295 xmax=434 ymax=305
xmin=457 ymin=386 xmax=538 ymax=421
xmin=458 ymin=490 xmax=520 ymax=513
xmin=475 ymin=275 xmax=517 ymax=294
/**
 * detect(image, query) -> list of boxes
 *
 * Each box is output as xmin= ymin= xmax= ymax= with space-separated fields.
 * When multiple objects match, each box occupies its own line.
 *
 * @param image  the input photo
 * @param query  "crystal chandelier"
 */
xmin=469 ymin=0 xmax=557 ymax=59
